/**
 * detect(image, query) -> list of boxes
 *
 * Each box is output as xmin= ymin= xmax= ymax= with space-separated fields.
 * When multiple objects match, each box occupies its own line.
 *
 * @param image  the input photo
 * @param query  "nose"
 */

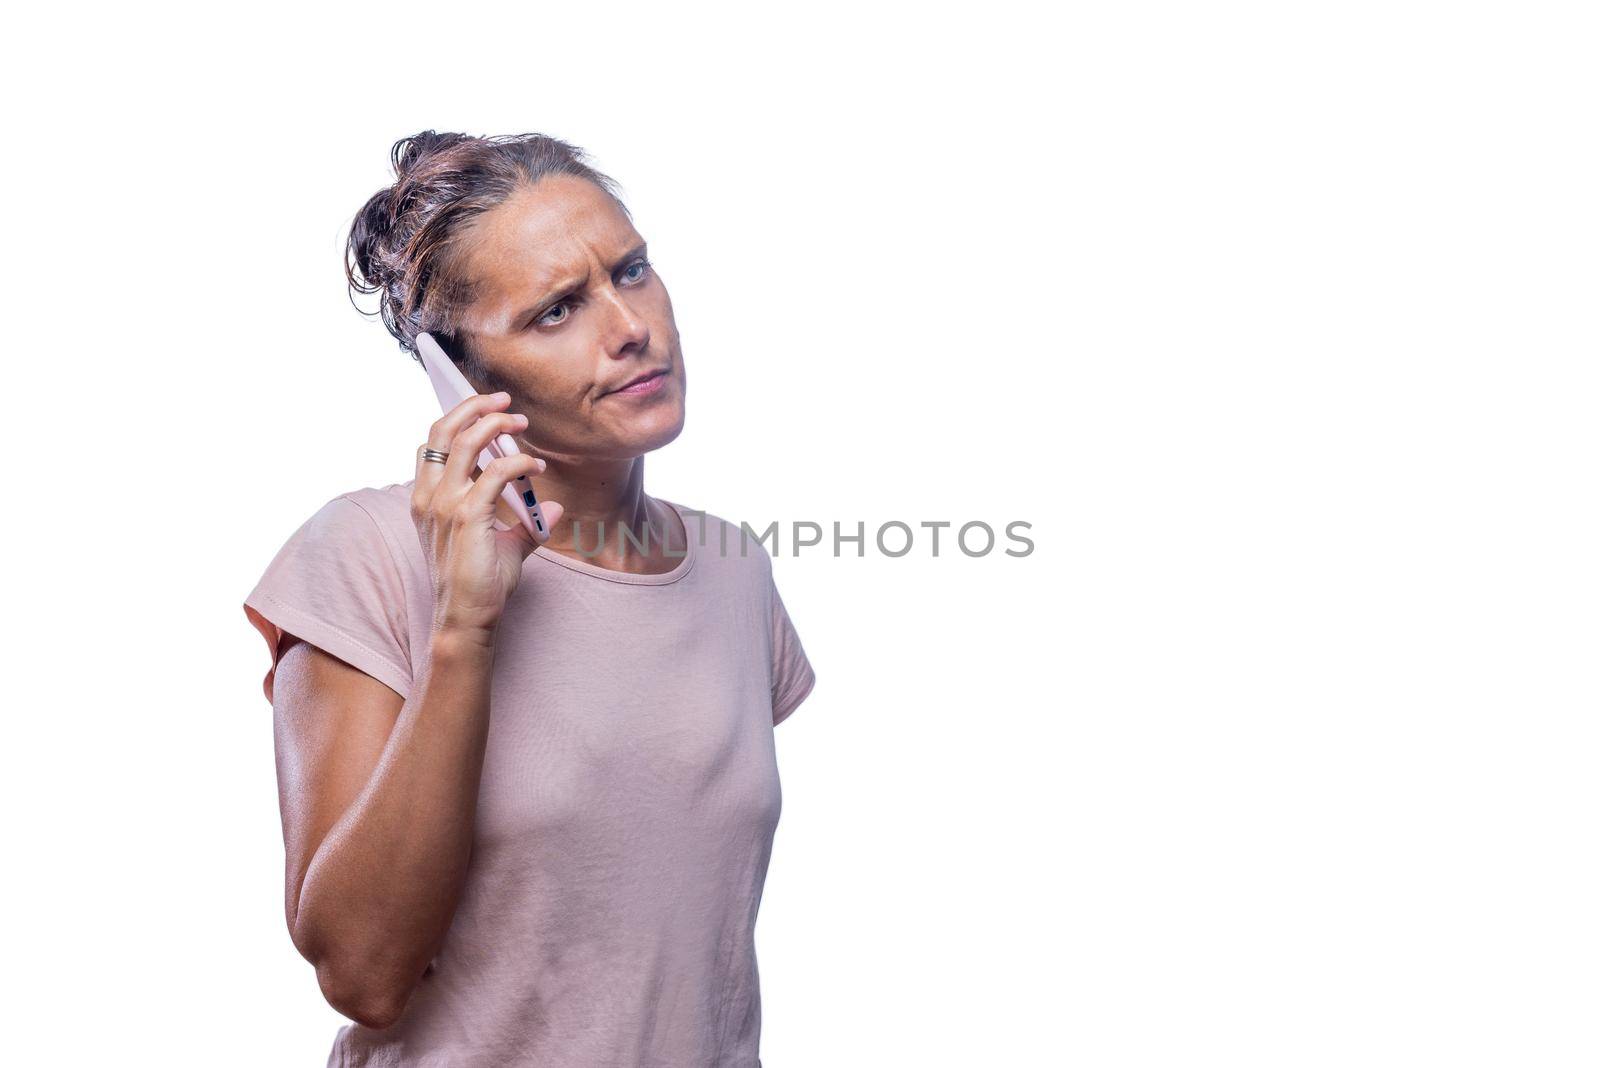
xmin=600 ymin=284 xmax=651 ymax=357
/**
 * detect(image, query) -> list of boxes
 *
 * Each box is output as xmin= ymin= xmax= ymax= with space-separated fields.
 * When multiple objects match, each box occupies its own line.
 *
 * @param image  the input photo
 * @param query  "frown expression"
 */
xmin=450 ymin=174 xmax=686 ymax=462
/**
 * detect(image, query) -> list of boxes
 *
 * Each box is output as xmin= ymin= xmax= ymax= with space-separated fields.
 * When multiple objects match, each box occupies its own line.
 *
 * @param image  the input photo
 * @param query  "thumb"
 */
xmin=503 ymin=500 xmax=563 ymax=560
xmin=536 ymin=500 xmax=565 ymax=537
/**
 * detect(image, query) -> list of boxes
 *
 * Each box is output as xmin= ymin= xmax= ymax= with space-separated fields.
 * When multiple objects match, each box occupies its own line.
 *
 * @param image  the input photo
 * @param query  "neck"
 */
xmin=526 ymin=453 xmax=683 ymax=573
xmin=542 ymin=455 xmax=647 ymax=532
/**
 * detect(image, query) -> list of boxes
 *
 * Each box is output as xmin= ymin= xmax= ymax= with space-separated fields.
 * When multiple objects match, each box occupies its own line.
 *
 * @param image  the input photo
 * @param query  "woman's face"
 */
xmin=450 ymin=174 xmax=686 ymax=463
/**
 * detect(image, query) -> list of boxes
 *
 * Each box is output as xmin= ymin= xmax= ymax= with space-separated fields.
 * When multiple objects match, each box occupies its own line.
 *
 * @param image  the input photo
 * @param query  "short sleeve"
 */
xmin=243 ymin=495 xmax=414 ymax=705
xmin=769 ymin=573 xmax=816 ymax=726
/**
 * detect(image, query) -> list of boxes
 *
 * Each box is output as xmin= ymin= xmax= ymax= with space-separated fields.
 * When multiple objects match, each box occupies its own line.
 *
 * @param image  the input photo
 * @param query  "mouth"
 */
xmin=605 ymin=366 xmax=670 ymax=398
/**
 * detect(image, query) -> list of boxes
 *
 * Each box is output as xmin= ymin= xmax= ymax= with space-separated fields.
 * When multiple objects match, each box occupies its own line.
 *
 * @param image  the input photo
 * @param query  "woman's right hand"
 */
xmin=412 ymin=391 xmax=565 ymax=640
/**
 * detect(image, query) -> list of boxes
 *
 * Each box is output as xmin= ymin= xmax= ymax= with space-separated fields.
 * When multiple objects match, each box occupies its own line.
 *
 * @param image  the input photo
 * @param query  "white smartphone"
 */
xmin=414 ymin=332 xmax=549 ymax=541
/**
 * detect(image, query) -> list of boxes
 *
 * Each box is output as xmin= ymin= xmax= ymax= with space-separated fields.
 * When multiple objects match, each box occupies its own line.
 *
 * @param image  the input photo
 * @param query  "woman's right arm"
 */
xmin=272 ymin=391 xmax=557 ymax=1030
xmin=273 ymin=627 xmax=496 ymax=1030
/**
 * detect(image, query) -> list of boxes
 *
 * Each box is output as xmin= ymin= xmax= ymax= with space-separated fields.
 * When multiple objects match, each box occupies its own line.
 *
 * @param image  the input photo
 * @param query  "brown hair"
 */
xmin=345 ymin=130 xmax=629 ymax=377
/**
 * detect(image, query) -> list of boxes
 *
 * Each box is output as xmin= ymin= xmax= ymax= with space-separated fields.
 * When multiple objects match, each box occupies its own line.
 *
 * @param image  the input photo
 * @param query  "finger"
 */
xmin=463 ymin=451 xmax=546 ymax=527
xmin=438 ymin=409 xmax=532 ymax=501
xmin=414 ymin=391 xmax=513 ymax=499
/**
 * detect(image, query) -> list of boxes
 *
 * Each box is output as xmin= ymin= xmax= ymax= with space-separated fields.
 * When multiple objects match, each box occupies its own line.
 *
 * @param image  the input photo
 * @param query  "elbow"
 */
xmin=314 ymin=957 xmax=413 ymax=1031
xmin=341 ymin=991 xmax=409 ymax=1032
xmin=294 ymin=916 xmax=415 ymax=1031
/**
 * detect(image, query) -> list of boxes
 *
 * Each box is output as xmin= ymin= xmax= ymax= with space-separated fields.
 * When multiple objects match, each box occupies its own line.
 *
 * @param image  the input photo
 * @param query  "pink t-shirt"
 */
xmin=243 ymin=482 xmax=816 ymax=1067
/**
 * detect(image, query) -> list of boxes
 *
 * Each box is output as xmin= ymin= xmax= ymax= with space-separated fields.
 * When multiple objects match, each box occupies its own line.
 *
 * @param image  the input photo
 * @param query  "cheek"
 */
xmin=653 ymin=291 xmax=679 ymax=340
xmin=515 ymin=358 xmax=592 ymax=418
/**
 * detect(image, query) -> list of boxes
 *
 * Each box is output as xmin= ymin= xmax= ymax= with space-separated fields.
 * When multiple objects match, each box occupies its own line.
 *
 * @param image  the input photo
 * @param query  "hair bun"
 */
xmin=392 ymin=130 xmax=473 ymax=179
xmin=345 ymin=129 xmax=628 ymax=357
xmin=344 ymin=133 xmax=476 ymax=345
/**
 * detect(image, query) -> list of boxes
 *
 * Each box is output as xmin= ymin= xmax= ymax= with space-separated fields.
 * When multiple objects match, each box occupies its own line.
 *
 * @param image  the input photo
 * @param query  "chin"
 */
xmin=601 ymin=405 xmax=685 ymax=459
xmin=634 ymin=412 xmax=686 ymax=454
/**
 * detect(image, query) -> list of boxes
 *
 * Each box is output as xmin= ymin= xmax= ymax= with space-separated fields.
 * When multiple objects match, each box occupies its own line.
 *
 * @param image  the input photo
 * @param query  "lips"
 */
xmin=607 ymin=367 xmax=669 ymax=395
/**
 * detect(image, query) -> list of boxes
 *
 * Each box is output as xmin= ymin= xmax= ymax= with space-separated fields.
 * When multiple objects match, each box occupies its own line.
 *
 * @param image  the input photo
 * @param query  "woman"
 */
xmin=243 ymin=130 xmax=816 ymax=1067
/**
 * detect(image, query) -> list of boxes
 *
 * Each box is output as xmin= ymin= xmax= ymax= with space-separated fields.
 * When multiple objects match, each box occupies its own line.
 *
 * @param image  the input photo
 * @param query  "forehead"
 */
xmin=456 ymin=175 xmax=640 ymax=327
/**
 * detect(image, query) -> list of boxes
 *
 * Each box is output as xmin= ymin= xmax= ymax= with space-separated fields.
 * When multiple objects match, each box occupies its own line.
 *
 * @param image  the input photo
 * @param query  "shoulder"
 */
xmin=333 ymin=480 xmax=414 ymax=524
xmin=664 ymin=499 xmax=777 ymax=581
xmin=323 ymin=482 xmax=416 ymax=548
xmin=287 ymin=481 xmax=418 ymax=574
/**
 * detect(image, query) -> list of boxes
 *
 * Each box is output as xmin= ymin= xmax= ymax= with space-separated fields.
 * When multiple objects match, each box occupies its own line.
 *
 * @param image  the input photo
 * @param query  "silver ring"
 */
xmin=421 ymin=447 xmax=450 ymax=464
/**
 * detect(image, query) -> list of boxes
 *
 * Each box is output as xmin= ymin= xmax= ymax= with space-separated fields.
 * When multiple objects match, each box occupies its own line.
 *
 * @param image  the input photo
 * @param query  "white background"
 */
xmin=4 ymin=2 xmax=1596 ymax=1065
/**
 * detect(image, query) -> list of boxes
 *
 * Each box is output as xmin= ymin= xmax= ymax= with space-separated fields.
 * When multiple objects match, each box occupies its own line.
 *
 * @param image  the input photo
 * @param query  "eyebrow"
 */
xmin=514 ymin=241 xmax=649 ymax=328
